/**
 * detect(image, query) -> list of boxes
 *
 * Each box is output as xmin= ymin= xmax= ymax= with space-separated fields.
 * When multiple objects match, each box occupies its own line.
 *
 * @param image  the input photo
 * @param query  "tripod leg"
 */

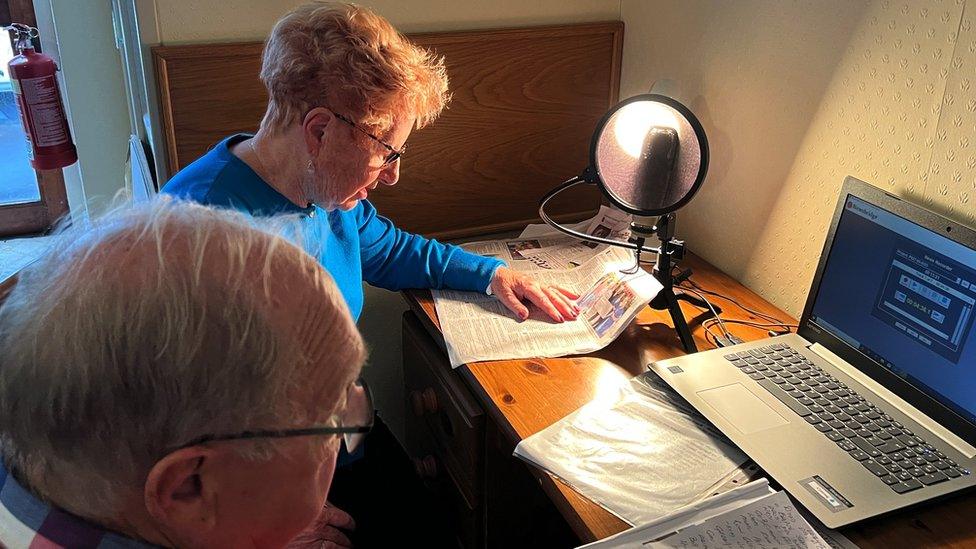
xmin=662 ymin=288 xmax=698 ymax=353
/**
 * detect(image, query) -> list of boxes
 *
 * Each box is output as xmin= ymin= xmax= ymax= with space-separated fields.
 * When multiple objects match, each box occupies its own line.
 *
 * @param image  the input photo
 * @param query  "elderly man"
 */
xmin=0 ymin=200 xmax=367 ymax=548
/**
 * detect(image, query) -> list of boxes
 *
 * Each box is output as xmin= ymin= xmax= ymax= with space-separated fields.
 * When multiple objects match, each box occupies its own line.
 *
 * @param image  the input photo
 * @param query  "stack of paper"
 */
xmin=580 ymin=479 xmax=857 ymax=548
xmin=514 ymin=371 xmax=750 ymax=525
xmin=515 ymin=370 xmax=859 ymax=549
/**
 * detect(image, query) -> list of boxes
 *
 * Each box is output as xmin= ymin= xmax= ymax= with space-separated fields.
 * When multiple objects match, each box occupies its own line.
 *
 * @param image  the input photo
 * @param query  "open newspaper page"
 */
xmin=516 ymin=205 xmax=635 ymax=269
xmin=519 ymin=205 xmax=632 ymax=240
xmin=433 ymin=209 xmax=662 ymax=367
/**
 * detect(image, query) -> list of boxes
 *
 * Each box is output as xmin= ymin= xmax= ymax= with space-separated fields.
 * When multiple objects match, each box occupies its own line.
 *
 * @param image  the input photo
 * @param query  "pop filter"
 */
xmin=591 ymin=94 xmax=708 ymax=216
xmin=538 ymin=93 xmax=713 ymax=352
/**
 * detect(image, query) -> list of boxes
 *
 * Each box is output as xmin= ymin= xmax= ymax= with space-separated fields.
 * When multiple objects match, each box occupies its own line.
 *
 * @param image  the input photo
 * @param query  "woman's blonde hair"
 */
xmin=260 ymin=2 xmax=450 ymax=133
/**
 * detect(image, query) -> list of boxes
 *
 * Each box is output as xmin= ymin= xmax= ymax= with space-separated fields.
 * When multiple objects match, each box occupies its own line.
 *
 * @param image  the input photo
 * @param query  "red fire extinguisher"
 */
xmin=4 ymin=23 xmax=77 ymax=170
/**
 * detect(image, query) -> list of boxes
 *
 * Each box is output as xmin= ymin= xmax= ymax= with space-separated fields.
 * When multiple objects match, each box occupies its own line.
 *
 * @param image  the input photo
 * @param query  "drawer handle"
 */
xmin=410 ymin=387 xmax=439 ymax=416
xmin=413 ymin=455 xmax=438 ymax=479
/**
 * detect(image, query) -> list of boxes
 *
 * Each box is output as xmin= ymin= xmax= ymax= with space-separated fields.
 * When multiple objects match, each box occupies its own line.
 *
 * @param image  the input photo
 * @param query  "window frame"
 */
xmin=0 ymin=0 xmax=70 ymax=237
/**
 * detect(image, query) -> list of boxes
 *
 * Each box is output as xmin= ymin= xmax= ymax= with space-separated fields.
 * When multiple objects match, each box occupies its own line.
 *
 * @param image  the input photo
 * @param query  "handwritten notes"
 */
xmin=652 ymin=491 xmax=829 ymax=548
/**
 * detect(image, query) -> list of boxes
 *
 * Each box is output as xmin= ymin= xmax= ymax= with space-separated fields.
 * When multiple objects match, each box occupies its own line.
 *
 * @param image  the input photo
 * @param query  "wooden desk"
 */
xmin=401 ymin=253 xmax=976 ymax=548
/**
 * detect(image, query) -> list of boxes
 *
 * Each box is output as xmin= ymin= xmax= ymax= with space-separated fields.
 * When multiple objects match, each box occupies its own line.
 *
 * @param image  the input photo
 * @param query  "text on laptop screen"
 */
xmin=809 ymin=195 xmax=976 ymax=425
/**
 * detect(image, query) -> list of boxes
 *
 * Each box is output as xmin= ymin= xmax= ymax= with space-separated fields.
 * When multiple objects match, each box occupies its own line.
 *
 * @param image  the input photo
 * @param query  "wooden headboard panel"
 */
xmin=153 ymin=22 xmax=622 ymax=239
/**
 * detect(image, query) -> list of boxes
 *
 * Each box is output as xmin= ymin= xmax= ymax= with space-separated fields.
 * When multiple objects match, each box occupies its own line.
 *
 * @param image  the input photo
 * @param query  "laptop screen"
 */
xmin=808 ymin=195 xmax=976 ymax=425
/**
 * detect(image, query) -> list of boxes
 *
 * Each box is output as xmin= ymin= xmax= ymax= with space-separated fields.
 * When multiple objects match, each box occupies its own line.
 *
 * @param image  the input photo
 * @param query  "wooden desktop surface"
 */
xmin=403 ymin=252 xmax=976 ymax=547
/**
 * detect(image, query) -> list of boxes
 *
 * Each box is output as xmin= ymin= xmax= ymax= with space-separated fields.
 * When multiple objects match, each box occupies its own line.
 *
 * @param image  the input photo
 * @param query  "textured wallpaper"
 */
xmin=749 ymin=0 xmax=971 ymax=315
xmin=623 ymin=0 xmax=976 ymax=317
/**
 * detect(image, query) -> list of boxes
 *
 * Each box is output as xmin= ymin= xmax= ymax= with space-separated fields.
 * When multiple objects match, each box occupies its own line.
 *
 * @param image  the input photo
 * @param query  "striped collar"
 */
xmin=0 ymin=465 xmax=158 ymax=549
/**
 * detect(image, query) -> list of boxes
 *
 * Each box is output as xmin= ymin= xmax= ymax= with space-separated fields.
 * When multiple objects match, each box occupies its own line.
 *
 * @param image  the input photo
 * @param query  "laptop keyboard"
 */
xmin=723 ymin=343 xmax=971 ymax=495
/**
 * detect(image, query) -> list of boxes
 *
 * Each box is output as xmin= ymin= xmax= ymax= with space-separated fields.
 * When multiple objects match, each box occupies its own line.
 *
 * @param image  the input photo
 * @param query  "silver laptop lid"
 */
xmin=799 ymin=177 xmax=976 ymax=448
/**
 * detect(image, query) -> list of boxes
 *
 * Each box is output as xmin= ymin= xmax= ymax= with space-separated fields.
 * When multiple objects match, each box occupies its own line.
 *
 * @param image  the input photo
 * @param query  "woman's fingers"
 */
xmin=495 ymin=283 xmax=531 ymax=320
xmin=489 ymin=267 xmax=579 ymax=322
xmin=542 ymin=286 xmax=578 ymax=319
xmin=520 ymin=284 xmax=564 ymax=322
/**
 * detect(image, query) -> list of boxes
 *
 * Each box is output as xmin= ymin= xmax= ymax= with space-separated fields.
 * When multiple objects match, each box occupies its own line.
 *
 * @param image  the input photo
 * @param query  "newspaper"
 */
xmin=475 ymin=205 xmax=635 ymax=270
xmin=519 ymin=205 xmax=632 ymax=240
xmin=433 ymin=207 xmax=662 ymax=367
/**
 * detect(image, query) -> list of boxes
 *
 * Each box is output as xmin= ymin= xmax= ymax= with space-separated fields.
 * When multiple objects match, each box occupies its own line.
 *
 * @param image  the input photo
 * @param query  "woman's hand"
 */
xmin=489 ymin=266 xmax=579 ymax=322
xmin=286 ymin=501 xmax=356 ymax=549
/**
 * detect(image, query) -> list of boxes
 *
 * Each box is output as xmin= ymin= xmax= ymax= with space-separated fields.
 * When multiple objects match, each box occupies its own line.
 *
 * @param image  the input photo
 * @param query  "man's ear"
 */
xmin=303 ymin=107 xmax=335 ymax=156
xmin=144 ymin=447 xmax=217 ymax=533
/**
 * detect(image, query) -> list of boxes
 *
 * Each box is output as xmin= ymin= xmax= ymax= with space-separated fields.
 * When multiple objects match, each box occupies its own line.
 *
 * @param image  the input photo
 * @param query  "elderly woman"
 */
xmin=161 ymin=2 xmax=578 ymax=323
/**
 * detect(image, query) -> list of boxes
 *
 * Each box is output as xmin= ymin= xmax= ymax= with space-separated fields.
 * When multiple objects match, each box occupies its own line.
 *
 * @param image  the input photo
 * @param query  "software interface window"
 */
xmin=811 ymin=197 xmax=976 ymax=424
xmin=874 ymin=244 xmax=975 ymax=363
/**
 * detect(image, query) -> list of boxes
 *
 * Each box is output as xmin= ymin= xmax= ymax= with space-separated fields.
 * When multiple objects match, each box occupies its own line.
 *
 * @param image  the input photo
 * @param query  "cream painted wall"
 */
xmin=621 ymin=0 xmax=976 ymax=318
xmin=34 ymin=0 xmax=132 ymax=218
xmin=150 ymin=0 xmax=620 ymax=42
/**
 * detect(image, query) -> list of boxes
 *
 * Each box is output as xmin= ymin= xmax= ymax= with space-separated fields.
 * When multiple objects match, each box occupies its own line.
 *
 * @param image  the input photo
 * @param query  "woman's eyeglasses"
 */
xmin=173 ymin=377 xmax=374 ymax=454
xmin=327 ymin=109 xmax=406 ymax=166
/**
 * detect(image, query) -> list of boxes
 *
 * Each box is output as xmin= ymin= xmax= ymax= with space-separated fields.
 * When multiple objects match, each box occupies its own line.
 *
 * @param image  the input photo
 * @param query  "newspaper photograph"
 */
xmin=514 ymin=206 xmax=635 ymax=270
xmin=433 ymin=217 xmax=663 ymax=366
xmin=462 ymin=237 xmax=586 ymax=271
xmin=519 ymin=205 xmax=632 ymax=240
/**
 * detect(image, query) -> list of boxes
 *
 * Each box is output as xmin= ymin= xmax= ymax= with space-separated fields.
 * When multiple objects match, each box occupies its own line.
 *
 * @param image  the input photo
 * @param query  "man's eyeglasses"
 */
xmin=174 ymin=378 xmax=374 ymax=454
xmin=327 ymin=109 xmax=406 ymax=166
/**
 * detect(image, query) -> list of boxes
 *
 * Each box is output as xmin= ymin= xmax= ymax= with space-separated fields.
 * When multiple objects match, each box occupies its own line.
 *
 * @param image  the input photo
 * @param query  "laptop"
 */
xmin=650 ymin=176 xmax=976 ymax=528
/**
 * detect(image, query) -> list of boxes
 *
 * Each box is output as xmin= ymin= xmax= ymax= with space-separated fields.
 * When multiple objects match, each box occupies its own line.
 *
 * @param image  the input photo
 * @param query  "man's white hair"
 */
xmin=0 ymin=198 xmax=363 ymax=521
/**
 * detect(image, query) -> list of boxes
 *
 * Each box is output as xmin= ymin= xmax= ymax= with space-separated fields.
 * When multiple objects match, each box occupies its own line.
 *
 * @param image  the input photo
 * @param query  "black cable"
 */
xmin=682 ymin=277 xmax=791 ymax=327
xmin=537 ymin=177 xmax=661 ymax=253
xmin=541 ymin=185 xmax=797 ymax=343
xmin=669 ymin=278 xmax=799 ymax=349
xmin=677 ymin=284 xmax=733 ymax=338
xmin=704 ymin=318 xmax=798 ymax=332
xmin=702 ymin=321 xmax=724 ymax=347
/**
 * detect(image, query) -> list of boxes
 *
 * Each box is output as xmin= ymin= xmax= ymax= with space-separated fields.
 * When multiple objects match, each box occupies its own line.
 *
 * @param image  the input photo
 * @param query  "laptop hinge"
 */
xmin=809 ymin=342 xmax=976 ymax=458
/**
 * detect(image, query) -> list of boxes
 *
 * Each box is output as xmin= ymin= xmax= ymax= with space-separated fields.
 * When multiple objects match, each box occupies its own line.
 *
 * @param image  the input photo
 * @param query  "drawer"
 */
xmin=410 ymin=443 xmax=482 ymax=549
xmin=402 ymin=311 xmax=484 ymax=508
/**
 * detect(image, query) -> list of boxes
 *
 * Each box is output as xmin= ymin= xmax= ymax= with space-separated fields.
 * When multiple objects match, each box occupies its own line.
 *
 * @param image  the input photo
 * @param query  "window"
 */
xmin=0 ymin=0 xmax=69 ymax=237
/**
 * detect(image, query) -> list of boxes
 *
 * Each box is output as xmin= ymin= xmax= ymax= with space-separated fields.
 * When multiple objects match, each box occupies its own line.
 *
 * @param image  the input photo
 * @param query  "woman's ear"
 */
xmin=144 ymin=447 xmax=217 ymax=541
xmin=303 ymin=107 xmax=335 ymax=157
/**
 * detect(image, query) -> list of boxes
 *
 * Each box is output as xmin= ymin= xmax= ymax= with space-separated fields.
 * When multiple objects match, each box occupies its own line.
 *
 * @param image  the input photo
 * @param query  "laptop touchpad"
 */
xmin=697 ymin=384 xmax=789 ymax=434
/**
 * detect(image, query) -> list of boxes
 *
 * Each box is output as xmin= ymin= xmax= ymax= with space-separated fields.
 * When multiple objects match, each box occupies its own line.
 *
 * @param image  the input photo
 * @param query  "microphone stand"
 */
xmin=538 ymin=178 xmax=716 ymax=353
xmin=634 ymin=212 xmax=719 ymax=353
